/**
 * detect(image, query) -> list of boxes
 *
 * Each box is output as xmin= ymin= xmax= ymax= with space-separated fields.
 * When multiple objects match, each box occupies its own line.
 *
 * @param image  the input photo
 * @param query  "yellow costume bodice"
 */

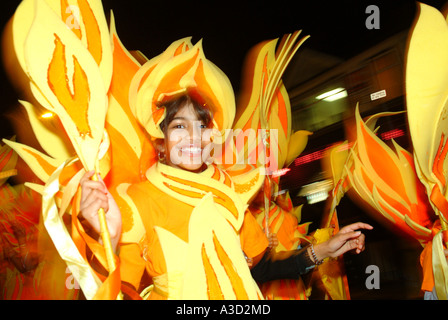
xmin=119 ymin=163 xmax=266 ymax=299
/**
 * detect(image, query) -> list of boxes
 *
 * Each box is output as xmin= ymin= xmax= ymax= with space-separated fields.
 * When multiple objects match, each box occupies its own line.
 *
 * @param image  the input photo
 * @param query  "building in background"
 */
xmin=280 ymin=31 xmax=424 ymax=299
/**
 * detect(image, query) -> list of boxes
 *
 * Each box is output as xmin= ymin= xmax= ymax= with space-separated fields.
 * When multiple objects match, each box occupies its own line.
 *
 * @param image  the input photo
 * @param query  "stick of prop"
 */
xmin=90 ymin=173 xmax=119 ymax=281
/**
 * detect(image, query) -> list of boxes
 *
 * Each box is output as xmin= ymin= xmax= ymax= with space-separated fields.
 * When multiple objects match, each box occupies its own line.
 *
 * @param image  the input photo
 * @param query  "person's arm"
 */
xmin=251 ymin=222 xmax=373 ymax=283
xmin=250 ymin=246 xmax=315 ymax=283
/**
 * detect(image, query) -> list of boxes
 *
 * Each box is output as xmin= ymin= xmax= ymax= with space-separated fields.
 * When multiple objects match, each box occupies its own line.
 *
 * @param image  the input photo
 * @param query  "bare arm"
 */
xmin=250 ymin=222 xmax=373 ymax=283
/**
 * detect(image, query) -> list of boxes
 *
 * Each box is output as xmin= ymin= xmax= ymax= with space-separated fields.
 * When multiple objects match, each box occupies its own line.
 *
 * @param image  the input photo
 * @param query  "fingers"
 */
xmin=79 ymin=170 xmax=96 ymax=187
xmin=80 ymin=171 xmax=107 ymax=193
xmin=78 ymin=171 xmax=123 ymax=247
xmin=80 ymin=189 xmax=109 ymax=213
xmin=331 ymin=230 xmax=367 ymax=257
xmin=356 ymin=233 xmax=366 ymax=253
xmin=80 ymin=171 xmax=107 ymax=197
xmin=338 ymin=222 xmax=372 ymax=255
xmin=340 ymin=222 xmax=373 ymax=234
xmin=79 ymin=171 xmax=110 ymax=232
xmin=268 ymin=233 xmax=278 ymax=249
xmin=348 ymin=233 xmax=366 ymax=254
xmin=336 ymin=230 xmax=363 ymax=243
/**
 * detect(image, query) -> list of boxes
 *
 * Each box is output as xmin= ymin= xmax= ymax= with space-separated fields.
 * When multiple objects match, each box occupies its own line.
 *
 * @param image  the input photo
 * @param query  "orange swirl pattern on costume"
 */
xmin=151 ymin=49 xmax=200 ymax=125
xmin=211 ymin=231 xmax=249 ymax=299
xmin=199 ymin=231 xmax=250 ymax=299
xmin=201 ymin=243 xmax=223 ymax=299
xmin=161 ymin=172 xmax=239 ymax=221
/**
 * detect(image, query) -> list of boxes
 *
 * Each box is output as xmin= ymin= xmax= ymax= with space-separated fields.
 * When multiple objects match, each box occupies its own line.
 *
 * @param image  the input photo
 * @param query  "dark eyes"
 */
xmin=169 ymin=123 xmax=207 ymax=129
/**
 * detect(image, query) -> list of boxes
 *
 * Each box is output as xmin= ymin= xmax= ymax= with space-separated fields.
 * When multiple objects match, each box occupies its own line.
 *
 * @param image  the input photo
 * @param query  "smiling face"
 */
xmin=158 ymin=96 xmax=213 ymax=172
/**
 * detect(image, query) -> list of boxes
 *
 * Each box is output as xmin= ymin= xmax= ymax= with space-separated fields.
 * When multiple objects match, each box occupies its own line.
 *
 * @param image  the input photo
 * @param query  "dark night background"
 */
xmin=1 ymin=0 xmax=446 ymax=136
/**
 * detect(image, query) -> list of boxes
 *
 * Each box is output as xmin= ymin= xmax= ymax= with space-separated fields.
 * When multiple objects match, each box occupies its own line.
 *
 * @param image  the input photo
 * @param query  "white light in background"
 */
xmin=306 ymin=191 xmax=329 ymax=204
xmin=297 ymin=180 xmax=333 ymax=205
xmin=272 ymin=168 xmax=290 ymax=178
xmin=316 ymin=87 xmax=348 ymax=102
xmin=41 ymin=112 xmax=54 ymax=119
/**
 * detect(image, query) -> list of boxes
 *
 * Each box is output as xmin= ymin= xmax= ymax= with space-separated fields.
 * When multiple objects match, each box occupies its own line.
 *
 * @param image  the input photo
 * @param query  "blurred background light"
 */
xmin=315 ymin=87 xmax=348 ymax=102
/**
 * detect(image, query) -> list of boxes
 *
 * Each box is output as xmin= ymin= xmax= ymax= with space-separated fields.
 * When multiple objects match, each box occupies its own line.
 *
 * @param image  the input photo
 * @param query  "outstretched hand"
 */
xmin=312 ymin=222 xmax=373 ymax=262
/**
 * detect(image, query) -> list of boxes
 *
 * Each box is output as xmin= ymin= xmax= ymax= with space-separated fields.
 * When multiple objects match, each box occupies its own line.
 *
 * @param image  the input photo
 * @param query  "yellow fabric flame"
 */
xmin=16 ymin=0 xmax=111 ymax=171
xmin=405 ymin=2 xmax=448 ymax=298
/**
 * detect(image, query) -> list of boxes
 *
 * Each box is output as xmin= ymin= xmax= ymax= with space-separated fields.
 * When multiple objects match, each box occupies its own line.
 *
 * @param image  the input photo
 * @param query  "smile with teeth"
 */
xmin=179 ymin=145 xmax=202 ymax=156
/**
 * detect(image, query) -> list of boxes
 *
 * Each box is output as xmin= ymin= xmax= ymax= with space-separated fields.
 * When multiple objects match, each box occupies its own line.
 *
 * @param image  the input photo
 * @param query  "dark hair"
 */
xmin=158 ymin=95 xmax=212 ymax=134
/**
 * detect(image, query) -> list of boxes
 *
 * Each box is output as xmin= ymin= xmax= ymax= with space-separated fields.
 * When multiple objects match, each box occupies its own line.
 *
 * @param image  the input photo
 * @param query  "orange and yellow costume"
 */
xmin=119 ymin=162 xmax=267 ymax=299
xmin=1 ymin=0 xmax=312 ymax=299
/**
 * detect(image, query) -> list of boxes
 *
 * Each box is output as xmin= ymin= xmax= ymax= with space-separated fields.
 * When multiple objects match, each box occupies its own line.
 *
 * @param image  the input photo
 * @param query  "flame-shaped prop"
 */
xmin=6 ymin=0 xmax=121 ymax=299
xmin=405 ymin=2 xmax=448 ymax=299
xmin=348 ymin=106 xmax=434 ymax=243
xmin=230 ymin=31 xmax=310 ymax=237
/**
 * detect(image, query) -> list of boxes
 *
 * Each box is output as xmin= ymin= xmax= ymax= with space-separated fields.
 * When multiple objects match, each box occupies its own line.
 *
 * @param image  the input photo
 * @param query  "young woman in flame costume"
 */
xmin=3 ymin=0 xmax=371 ymax=299
xmin=80 ymin=93 xmax=371 ymax=299
xmin=79 ymin=37 xmax=371 ymax=299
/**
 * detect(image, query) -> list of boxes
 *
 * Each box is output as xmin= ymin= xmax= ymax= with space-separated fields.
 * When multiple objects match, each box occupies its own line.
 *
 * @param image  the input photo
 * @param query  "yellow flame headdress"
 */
xmin=129 ymin=38 xmax=236 ymax=140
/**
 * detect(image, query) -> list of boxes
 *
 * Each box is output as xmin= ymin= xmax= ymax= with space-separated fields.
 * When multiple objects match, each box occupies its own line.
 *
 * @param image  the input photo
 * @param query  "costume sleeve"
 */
xmin=119 ymin=242 xmax=147 ymax=291
xmin=250 ymin=246 xmax=315 ymax=283
xmin=239 ymin=210 xmax=269 ymax=259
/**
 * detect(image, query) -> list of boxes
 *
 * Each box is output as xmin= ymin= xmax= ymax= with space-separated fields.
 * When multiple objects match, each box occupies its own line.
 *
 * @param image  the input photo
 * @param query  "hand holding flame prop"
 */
xmin=7 ymin=0 xmax=120 ymax=299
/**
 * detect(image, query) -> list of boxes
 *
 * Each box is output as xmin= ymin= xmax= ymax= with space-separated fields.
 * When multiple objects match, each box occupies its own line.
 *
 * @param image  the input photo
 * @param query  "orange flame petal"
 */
xmin=0 ymin=149 xmax=13 ymax=171
xmin=359 ymin=121 xmax=407 ymax=199
xmin=60 ymin=0 xmax=102 ymax=65
xmin=201 ymin=244 xmax=224 ymax=300
xmin=77 ymin=0 xmax=102 ymax=65
xmin=48 ymin=34 xmax=91 ymax=138
xmin=61 ymin=0 xmax=82 ymax=40
xmin=192 ymin=60 xmax=223 ymax=129
xmin=212 ymin=232 xmax=249 ymax=299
